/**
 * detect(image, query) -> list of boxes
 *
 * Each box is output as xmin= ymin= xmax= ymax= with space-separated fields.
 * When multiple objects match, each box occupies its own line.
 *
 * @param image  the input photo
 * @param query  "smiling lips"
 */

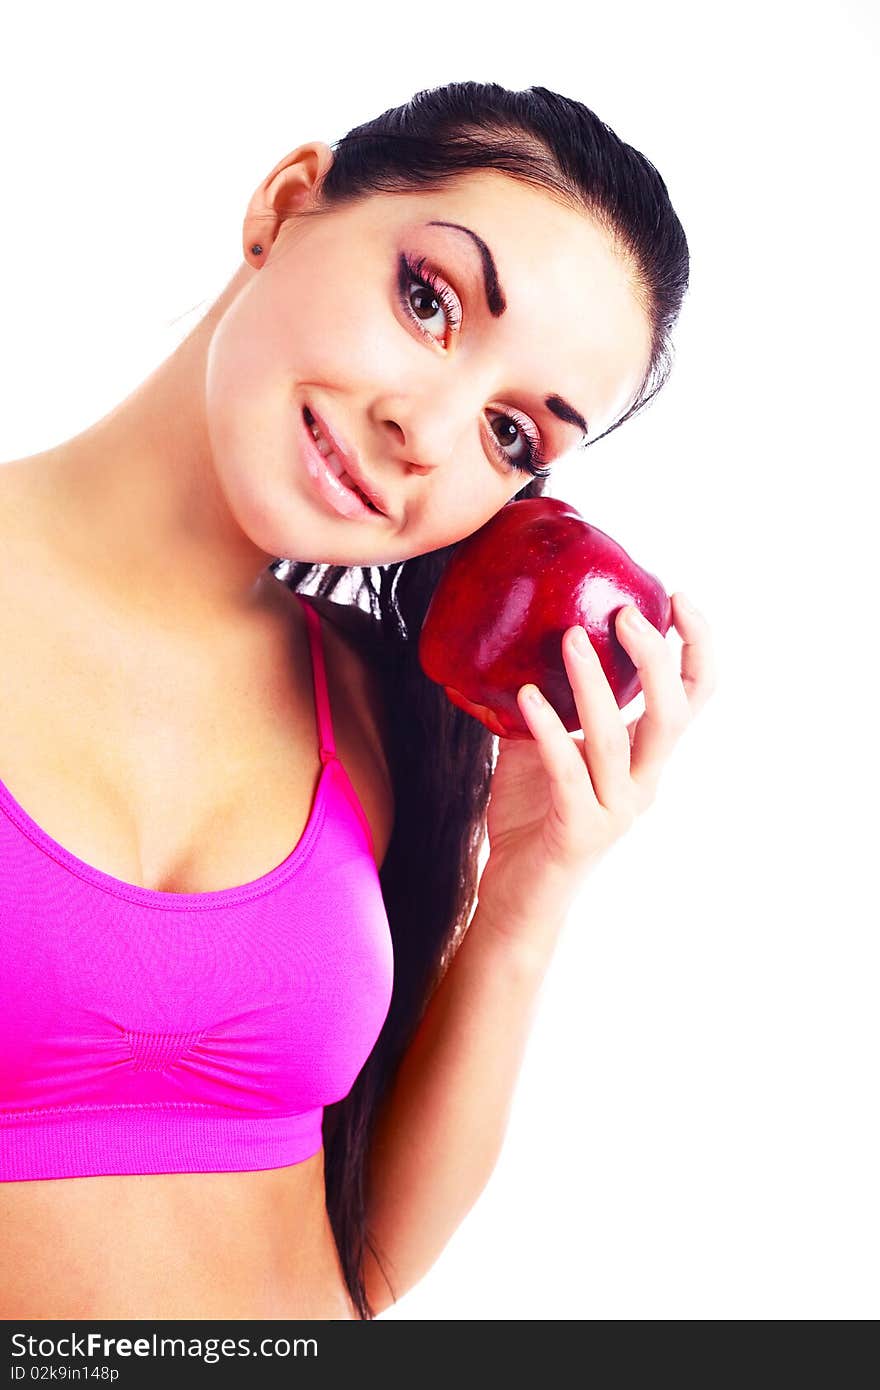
xmin=311 ymin=433 xmax=378 ymax=511
xmin=303 ymin=405 xmax=389 ymax=517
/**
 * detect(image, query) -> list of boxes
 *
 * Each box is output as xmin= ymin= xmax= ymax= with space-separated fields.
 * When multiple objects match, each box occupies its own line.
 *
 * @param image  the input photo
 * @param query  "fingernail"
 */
xmin=624 ymin=605 xmax=649 ymax=630
xmin=523 ymin=685 xmax=544 ymax=707
xmin=570 ymin=626 xmax=590 ymax=657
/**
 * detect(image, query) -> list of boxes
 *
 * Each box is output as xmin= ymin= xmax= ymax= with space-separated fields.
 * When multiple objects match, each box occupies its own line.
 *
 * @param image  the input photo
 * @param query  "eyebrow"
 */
xmin=425 ymin=220 xmax=590 ymax=444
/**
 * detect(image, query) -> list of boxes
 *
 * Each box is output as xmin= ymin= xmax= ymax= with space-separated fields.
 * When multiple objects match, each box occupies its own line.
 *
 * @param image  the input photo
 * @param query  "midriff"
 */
xmin=0 ymin=1152 xmax=359 ymax=1320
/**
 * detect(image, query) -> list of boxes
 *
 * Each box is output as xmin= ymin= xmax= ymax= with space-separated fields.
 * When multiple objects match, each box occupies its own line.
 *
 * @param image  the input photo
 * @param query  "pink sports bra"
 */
xmin=0 ymin=592 xmax=394 ymax=1181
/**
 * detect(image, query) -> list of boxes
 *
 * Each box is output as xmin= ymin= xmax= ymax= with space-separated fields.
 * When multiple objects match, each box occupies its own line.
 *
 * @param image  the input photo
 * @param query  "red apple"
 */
xmin=418 ymin=496 xmax=673 ymax=739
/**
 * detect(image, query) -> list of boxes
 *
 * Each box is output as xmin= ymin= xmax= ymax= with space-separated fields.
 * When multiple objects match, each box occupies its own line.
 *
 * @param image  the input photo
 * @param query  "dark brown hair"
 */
xmin=267 ymin=80 xmax=689 ymax=1317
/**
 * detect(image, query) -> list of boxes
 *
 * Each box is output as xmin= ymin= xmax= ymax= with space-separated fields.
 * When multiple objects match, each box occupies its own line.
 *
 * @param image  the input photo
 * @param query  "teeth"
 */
xmin=309 ymin=416 xmax=380 ymax=512
xmin=309 ymin=421 xmax=335 ymax=460
xmin=309 ymin=423 xmax=346 ymax=478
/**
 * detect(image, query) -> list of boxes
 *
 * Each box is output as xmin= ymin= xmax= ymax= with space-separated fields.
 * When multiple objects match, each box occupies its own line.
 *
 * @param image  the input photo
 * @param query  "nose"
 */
xmin=379 ymin=417 xmax=459 ymax=475
xmin=378 ymin=391 xmax=487 ymax=474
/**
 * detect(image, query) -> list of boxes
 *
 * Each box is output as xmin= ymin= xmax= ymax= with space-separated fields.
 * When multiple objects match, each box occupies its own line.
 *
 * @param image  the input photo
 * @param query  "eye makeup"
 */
xmin=395 ymin=250 xmax=552 ymax=480
xmin=421 ymin=221 xmax=591 ymax=443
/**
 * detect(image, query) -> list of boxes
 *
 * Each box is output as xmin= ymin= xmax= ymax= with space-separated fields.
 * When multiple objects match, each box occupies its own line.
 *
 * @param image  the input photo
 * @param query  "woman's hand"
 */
xmin=476 ymin=593 xmax=717 ymax=949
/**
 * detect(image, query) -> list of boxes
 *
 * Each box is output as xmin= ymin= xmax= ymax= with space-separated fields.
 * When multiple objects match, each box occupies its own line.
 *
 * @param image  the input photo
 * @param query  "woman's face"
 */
xmin=204 ymin=155 xmax=653 ymax=567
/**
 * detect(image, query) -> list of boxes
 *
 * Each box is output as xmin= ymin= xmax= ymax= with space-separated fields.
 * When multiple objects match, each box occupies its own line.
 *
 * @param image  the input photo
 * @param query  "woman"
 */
xmin=0 ymin=81 xmax=715 ymax=1320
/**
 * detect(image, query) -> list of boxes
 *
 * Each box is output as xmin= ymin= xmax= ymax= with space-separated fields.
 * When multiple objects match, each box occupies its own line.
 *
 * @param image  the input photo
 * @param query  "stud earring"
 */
xmin=250 ymin=244 xmax=263 ymax=255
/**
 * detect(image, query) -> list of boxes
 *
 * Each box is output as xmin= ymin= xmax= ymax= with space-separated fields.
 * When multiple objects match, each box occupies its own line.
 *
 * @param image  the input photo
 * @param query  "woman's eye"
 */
xmin=486 ymin=410 xmax=550 ymax=477
xmin=397 ymin=252 xmax=551 ymax=480
xmin=398 ymin=254 xmax=463 ymax=343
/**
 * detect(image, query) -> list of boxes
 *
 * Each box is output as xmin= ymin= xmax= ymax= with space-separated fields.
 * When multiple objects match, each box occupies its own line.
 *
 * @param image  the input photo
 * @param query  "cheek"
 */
xmin=292 ymin=255 xmax=405 ymax=381
xmin=204 ymin=300 xmax=299 ymax=528
xmin=205 ymin=288 xmax=280 ymax=440
xmin=421 ymin=474 xmax=515 ymax=548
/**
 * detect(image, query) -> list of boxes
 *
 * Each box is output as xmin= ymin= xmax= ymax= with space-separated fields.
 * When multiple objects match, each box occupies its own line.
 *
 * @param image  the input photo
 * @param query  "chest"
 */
xmin=0 ymin=575 xmax=394 ymax=895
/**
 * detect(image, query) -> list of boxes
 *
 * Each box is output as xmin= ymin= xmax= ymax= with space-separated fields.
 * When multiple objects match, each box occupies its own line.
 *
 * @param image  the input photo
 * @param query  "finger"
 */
xmin=561 ymin=626 xmax=632 ymax=812
xmin=517 ymin=681 xmax=603 ymax=828
xmin=671 ymin=592 xmax=717 ymax=716
xmin=616 ymin=604 xmax=691 ymax=794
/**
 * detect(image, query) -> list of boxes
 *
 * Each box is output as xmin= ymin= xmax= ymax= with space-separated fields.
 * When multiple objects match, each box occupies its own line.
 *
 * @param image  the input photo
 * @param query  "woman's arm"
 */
xmin=362 ymin=901 xmax=566 ymax=1315
xmin=362 ymin=599 xmax=713 ymax=1314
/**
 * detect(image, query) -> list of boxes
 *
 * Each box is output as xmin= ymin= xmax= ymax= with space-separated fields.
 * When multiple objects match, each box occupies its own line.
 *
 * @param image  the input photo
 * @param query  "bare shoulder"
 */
xmin=300 ymin=591 xmax=383 ymax=653
xmin=280 ymin=585 xmax=393 ymax=778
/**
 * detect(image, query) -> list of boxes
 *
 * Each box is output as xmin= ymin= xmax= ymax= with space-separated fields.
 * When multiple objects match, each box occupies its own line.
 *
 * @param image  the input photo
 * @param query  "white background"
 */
xmin=1 ymin=1 xmax=877 ymax=1320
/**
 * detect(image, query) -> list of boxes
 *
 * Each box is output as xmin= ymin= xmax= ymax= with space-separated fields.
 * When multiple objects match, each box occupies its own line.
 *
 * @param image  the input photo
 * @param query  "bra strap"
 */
xmin=297 ymin=594 xmax=337 ymax=765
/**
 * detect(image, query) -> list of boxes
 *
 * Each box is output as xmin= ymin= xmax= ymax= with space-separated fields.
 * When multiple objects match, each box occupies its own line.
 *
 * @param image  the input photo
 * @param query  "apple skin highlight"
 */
xmin=418 ymin=497 xmax=672 ymax=739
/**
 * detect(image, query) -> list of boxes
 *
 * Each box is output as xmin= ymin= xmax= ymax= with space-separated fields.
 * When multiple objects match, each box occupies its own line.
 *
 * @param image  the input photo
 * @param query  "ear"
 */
xmin=243 ymin=141 xmax=335 ymax=258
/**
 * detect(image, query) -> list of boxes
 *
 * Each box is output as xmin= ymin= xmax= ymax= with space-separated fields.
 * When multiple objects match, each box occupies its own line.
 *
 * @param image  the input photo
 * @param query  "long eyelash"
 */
xmin=493 ymin=420 xmax=553 ymax=479
xmin=399 ymin=253 xmax=463 ymax=333
xmin=398 ymin=252 xmax=552 ymax=481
